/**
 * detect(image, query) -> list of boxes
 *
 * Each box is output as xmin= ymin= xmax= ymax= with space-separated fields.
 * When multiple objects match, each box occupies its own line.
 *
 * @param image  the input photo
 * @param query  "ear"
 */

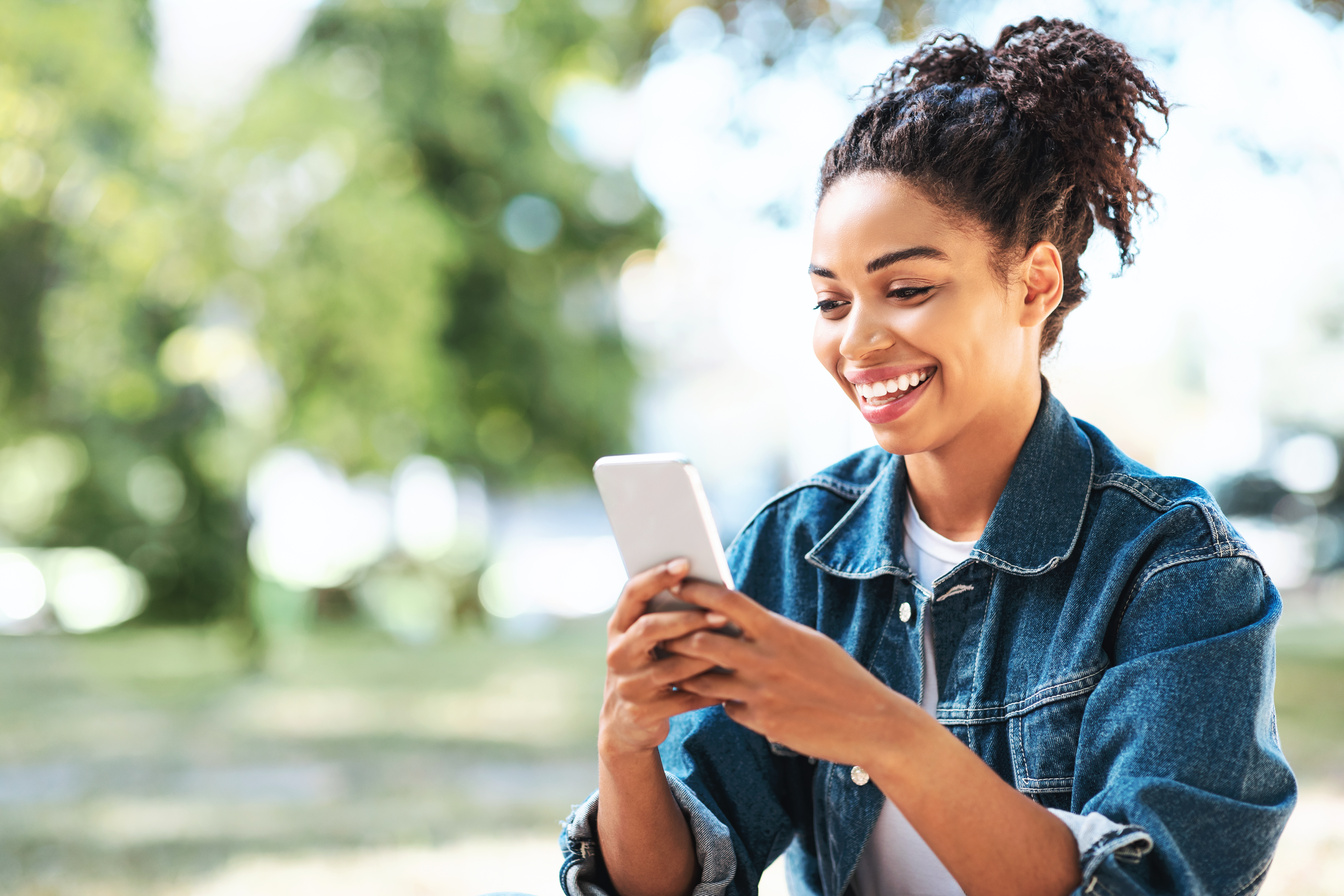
xmin=1017 ymin=241 xmax=1064 ymax=329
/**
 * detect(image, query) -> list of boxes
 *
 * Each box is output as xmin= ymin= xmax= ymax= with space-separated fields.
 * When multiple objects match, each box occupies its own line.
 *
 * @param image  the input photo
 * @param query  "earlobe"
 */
xmin=1019 ymin=242 xmax=1064 ymax=327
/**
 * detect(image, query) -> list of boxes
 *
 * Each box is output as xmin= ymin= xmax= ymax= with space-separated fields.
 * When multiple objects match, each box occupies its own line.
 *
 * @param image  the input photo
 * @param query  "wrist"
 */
xmin=860 ymin=692 xmax=945 ymax=787
xmin=598 ymin=735 xmax=662 ymax=769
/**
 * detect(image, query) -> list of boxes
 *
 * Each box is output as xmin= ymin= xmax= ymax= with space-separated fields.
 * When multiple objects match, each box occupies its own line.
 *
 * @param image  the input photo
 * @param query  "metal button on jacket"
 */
xmin=898 ymin=602 xmax=912 ymax=623
xmin=850 ymin=765 xmax=869 ymax=786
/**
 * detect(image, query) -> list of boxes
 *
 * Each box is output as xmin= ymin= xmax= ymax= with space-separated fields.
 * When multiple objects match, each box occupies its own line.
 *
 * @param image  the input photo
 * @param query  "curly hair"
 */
xmin=819 ymin=17 xmax=1171 ymax=356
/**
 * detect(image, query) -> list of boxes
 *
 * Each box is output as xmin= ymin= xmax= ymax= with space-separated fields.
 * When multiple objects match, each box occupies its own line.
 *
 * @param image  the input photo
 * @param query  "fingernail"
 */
xmin=668 ymin=558 xmax=689 ymax=575
xmin=705 ymin=613 xmax=728 ymax=626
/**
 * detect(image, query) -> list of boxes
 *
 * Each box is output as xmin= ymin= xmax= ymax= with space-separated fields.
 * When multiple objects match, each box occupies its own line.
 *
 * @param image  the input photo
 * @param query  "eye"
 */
xmin=890 ymin=286 xmax=934 ymax=301
xmin=813 ymin=298 xmax=848 ymax=313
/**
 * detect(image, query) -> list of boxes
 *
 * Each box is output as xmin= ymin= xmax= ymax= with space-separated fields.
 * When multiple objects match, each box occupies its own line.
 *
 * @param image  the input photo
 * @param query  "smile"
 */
xmin=846 ymin=365 xmax=937 ymax=424
xmin=852 ymin=367 xmax=935 ymax=406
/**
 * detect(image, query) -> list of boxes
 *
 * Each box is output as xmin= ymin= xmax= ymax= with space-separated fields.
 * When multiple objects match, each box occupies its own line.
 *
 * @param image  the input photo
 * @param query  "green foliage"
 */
xmin=0 ymin=0 xmax=663 ymax=622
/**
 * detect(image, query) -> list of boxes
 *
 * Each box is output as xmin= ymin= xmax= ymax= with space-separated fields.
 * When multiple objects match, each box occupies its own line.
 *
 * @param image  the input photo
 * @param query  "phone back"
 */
xmin=592 ymin=454 xmax=735 ymax=592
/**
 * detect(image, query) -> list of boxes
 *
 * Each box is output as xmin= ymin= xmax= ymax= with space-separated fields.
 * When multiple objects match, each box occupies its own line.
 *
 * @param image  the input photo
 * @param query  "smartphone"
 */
xmin=593 ymin=453 xmax=740 ymax=633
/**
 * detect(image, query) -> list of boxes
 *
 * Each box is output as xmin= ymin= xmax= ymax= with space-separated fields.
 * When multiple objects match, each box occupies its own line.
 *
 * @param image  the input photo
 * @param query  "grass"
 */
xmin=0 ymin=614 xmax=1339 ymax=894
xmin=0 ymin=618 xmax=610 ymax=894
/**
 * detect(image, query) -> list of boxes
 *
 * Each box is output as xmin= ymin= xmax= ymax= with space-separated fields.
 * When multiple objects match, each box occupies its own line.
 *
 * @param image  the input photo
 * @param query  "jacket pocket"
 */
xmin=1008 ymin=686 xmax=1093 ymax=808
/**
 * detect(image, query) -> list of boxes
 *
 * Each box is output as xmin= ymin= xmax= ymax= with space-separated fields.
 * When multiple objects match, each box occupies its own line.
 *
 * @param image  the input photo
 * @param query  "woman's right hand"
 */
xmin=599 ymin=558 xmax=728 ymax=758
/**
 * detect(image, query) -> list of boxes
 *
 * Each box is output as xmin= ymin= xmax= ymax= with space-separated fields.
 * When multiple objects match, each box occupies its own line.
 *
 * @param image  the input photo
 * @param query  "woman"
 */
xmin=561 ymin=17 xmax=1296 ymax=896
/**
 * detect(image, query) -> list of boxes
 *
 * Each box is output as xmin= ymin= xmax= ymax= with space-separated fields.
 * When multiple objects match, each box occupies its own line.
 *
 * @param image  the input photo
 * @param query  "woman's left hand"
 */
xmin=663 ymin=581 xmax=925 ymax=768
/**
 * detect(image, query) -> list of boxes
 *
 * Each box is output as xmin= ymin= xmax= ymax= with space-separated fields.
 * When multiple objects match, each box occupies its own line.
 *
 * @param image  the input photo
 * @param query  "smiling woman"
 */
xmin=560 ymin=17 xmax=1296 ymax=896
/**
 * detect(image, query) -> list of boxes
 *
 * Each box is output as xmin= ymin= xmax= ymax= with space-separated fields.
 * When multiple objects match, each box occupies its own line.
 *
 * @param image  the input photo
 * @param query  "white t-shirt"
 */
xmin=851 ymin=493 xmax=976 ymax=896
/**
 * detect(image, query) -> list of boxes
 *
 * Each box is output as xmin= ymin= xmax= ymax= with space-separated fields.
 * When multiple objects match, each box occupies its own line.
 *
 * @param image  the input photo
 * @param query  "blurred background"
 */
xmin=1 ymin=0 xmax=1342 ymax=892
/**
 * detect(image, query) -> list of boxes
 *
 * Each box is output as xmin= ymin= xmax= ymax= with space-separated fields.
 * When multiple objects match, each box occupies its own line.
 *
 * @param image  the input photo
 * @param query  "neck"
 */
xmin=904 ymin=376 xmax=1043 ymax=542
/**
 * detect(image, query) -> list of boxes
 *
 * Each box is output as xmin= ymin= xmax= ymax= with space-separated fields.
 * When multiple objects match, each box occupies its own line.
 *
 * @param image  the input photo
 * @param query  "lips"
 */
xmin=852 ymin=366 xmax=936 ymax=424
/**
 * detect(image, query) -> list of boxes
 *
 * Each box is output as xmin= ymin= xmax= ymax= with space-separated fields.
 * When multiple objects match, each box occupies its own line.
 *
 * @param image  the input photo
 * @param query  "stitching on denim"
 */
xmin=969 ymin=547 xmax=1060 ymax=576
xmin=1009 ymin=714 xmax=1026 ymax=794
xmin=1134 ymin=546 xmax=1262 ymax=593
xmin=1192 ymin=499 xmax=1229 ymax=557
xmin=1113 ymin=544 xmax=1247 ymax=626
xmin=1091 ymin=473 xmax=1174 ymax=511
xmin=1011 ymin=711 xmax=1074 ymax=792
xmin=804 ymin=473 xmax=869 ymax=499
xmin=558 ymin=855 xmax=580 ymax=893
xmin=805 ymin=560 xmax=909 ymax=581
xmin=804 ymin=459 xmax=895 ymax=575
xmin=937 ymin=666 xmax=1105 ymax=723
xmin=970 ymin=429 xmax=1094 ymax=577
xmin=748 ymin=477 xmax=864 ymax=523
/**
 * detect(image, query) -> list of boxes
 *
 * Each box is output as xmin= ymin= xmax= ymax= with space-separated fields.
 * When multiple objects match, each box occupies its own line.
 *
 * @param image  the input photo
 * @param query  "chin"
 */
xmin=870 ymin=425 xmax=935 ymax=458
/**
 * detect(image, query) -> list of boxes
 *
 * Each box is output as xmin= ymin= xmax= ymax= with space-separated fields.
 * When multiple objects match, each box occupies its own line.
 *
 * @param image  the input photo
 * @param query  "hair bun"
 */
xmin=829 ymin=17 xmax=1170 ymax=355
xmin=871 ymin=17 xmax=1169 ymax=266
xmin=987 ymin=18 xmax=1168 ymax=174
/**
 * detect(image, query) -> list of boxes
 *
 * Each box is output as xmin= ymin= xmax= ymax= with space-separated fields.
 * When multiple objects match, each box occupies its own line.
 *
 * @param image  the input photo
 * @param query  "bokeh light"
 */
xmin=0 ymin=551 xmax=46 ymax=622
xmin=44 ymin=548 xmax=148 ymax=633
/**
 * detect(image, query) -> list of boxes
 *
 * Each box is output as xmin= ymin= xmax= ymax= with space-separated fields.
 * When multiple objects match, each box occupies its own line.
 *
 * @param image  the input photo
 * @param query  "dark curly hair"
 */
xmin=819 ymin=17 xmax=1171 ymax=356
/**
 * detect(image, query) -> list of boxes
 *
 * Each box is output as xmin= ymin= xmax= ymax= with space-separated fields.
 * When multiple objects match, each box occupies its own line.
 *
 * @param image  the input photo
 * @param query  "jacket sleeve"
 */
xmin=1067 ymin=553 xmax=1297 ymax=896
xmin=559 ymin=506 xmax=816 ymax=896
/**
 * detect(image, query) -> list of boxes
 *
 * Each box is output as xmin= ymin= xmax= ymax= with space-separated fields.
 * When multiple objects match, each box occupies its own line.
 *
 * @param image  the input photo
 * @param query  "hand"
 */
xmin=663 ymin=581 xmax=925 ymax=768
xmin=598 ymin=559 xmax=730 ymax=759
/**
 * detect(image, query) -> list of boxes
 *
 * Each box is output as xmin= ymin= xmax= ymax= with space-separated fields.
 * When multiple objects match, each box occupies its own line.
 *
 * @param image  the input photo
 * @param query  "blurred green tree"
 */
xmin=0 ymin=0 xmax=664 ymax=623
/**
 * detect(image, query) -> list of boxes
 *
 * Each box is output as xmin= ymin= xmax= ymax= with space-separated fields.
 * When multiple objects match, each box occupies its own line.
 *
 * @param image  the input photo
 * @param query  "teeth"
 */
xmin=853 ymin=368 xmax=935 ymax=401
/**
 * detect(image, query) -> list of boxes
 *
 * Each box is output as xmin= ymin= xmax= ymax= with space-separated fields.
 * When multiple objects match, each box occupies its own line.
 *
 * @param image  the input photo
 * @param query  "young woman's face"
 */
xmin=809 ymin=172 xmax=1042 ymax=458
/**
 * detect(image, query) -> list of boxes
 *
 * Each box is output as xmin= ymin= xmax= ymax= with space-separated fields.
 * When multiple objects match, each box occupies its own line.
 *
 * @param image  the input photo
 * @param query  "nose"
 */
xmin=838 ymin=300 xmax=896 ymax=361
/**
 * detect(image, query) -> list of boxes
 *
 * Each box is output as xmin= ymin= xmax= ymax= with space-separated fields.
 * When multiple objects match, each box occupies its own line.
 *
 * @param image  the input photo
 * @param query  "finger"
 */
xmin=676 ymin=670 xmax=753 ymax=703
xmin=609 ymin=558 xmax=691 ymax=634
xmin=630 ymin=688 xmax=723 ymax=721
xmin=719 ymin=700 xmax=757 ymax=731
xmin=676 ymin=582 xmax=770 ymax=638
xmin=609 ymin=609 xmax=726 ymax=671
xmin=628 ymin=608 xmax=727 ymax=646
xmin=661 ymin=691 xmax=724 ymax=718
xmin=662 ymin=628 xmax=753 ymax=670
xmin=642 ymin=653 xmax=721 ymax=688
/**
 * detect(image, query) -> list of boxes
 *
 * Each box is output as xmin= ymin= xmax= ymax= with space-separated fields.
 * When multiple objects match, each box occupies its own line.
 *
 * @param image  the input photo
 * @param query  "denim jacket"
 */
xmin=561 ymin=388 xmax=1297 ymax=896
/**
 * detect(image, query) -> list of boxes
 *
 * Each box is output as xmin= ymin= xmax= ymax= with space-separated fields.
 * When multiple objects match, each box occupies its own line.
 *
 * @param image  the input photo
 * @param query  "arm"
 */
xmin=1063 ymin=555 xmax=1296 ymax=895
xmin=597 ymin=749 xmax=699 ymax=896
xmin=561 ymin=558 xmax=801 ymax=896
xmin=669 ymin=552 xmax=1296 ymax=896
xmin=668 ymin=582 xmax=1080 ymax=896
xmin=869 ymin=702 xmax=1082 ymax=894
xmin=590 ymin=559 xmax=723 ymax=896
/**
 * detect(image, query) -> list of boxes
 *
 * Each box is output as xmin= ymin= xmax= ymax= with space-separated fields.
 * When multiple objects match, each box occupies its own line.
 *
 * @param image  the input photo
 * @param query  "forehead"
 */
xmin=812 ymin=173 xmax=974 ymax=266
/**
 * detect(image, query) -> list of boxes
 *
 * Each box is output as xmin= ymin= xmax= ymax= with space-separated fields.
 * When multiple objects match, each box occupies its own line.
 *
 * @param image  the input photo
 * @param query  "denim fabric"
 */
xmin=560 ymin=388 xmax=1296 ymax=896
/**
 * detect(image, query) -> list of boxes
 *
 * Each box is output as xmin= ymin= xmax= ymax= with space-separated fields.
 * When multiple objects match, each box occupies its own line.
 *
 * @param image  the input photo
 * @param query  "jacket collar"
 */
xmin=805 ymin=386 xmax=1095 ymax=580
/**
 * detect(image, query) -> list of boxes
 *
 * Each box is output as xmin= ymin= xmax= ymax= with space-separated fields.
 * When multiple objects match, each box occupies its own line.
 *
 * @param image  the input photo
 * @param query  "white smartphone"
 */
xmin=593 ymin=454 xmax=739 ymax=629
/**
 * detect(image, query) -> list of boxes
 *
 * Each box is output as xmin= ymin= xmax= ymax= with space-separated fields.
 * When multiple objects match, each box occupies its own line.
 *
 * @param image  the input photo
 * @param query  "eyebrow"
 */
xmin=808 ymin=245 xmax=949 ymax=279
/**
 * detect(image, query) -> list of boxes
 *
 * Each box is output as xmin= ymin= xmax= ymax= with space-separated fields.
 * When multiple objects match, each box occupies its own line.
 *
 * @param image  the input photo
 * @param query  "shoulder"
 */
xmin=730 ymin=445 xmax=891 ymax=548
xmin=1071 ymin=417 xmax=1276 ymax=653
xmin=1076 ymin=416 xmax=1253 ymax=565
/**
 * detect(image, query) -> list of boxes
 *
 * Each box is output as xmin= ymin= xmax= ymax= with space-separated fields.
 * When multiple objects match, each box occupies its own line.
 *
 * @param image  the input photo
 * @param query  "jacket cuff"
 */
xmin=1048 ymin=809 xmax=1154 ymax=893
xmin=559 ymin=774 xmax=738 ymax=896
